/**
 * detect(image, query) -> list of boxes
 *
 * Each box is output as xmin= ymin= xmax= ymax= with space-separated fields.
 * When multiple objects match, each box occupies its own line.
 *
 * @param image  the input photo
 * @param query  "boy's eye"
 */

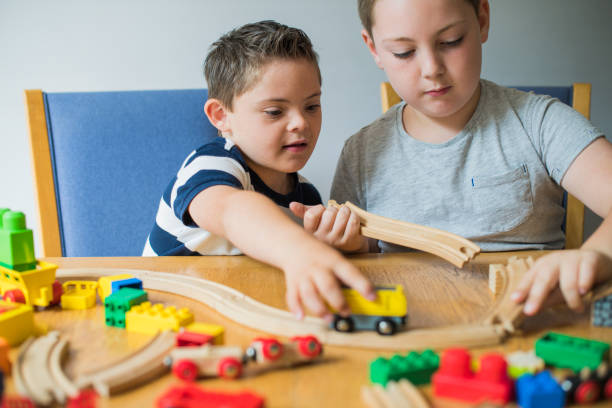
xmin=306 ymin=104 xmax=321 ymax=112
xmin=392 ymin=50 xmax=415 ymax=59
xmin=264 ymin=109 xmax=282 ymax=117
xmin=441 ymin=36 xmax=463 ymax=47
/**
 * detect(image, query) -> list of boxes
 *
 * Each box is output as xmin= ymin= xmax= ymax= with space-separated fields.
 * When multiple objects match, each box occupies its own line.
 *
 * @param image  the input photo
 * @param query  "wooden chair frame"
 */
xmin=380 ymin=82 xmax=590 ymax=249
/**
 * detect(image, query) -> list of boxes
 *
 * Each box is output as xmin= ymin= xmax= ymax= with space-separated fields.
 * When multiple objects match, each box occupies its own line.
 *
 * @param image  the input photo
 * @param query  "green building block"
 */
xmin=370 ymin=349 xmax=439 ymax=386
xmin=535 ymin=332 xmax=610 ymax=371
xmin=105 ymin=287 xmax=148 ymax=328
xmin=0 ymin=209 xmax=36 ymax=272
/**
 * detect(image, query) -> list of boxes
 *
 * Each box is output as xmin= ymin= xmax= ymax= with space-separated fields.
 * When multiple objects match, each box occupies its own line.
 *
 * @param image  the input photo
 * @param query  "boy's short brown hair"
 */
xmin=204 ymin=20 xmax=321 ymax=111
xmin=358 ymin=0 xmax=481 ymax=38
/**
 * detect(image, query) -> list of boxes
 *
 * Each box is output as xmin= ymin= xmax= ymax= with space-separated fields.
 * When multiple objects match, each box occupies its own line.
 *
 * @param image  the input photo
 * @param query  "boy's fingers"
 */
xmin=299 ymin=279 xmax=331 ymax=319
xmin=289 ymin=202 xmax=307 ymax=219
xmin=330 ymin=206 xmax=351 ymax=241
xmin=578 ymin=253 xmax=598 ymax=294
xmin=524 ymin=265 xmax=559 ymax=315
xmin=318 ymin=206 xmax=338 ymax=233
xmin=559 ymin=261 xmax=583 ymax=311
xmin=285 ymin=282 xmax=304 ymax=320
xmin=343 ymin=211 xmax=362 ymax=241
xmin=303 ymin=205 xmax=325 ymax=232
xmin=313 ymin=273 xmax=350 ymax=316
xmin=511 ymin=268 xmax=537 ymax=303
xmin=334 ymin=262 xmax=376 ymax=301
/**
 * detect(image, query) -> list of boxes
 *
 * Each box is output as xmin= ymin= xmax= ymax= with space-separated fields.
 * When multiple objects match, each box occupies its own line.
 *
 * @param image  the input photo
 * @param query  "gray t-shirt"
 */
xmin=331 ymin=79 xmax=603 ymax=252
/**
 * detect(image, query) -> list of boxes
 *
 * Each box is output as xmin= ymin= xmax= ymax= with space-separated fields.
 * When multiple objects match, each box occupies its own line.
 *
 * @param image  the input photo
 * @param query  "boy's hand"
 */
xmin=289 ymin=202 xmax=368 ymax=253
xmin=511 ymin=249 xmax=612 ymax=315
xmin=282 ymin=240 xmax=376 ymax=321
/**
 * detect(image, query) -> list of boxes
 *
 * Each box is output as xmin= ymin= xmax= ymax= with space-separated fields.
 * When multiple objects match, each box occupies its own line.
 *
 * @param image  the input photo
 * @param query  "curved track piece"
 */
xmin=49 ymin=337 xmax=81 ymax=398
xmin=362 ymin=379 xmax=430 ymax=408
xmin=58 ymin=268 xmax=505 ymax=350
xmin=75 ymin=330 xmax=175 ymax=397
xmin=329 ymin=201 xmax=480 ymax=268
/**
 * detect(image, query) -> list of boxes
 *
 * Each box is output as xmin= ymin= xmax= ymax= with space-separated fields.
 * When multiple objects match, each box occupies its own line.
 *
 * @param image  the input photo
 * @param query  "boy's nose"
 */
xmin=420 ymin=49 xmax=445 ymax=79
xmin=287 ymin=112 xmax=307 ymax=132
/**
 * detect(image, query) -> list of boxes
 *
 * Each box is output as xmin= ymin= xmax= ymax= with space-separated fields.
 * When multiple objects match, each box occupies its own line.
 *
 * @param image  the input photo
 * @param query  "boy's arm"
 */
xmin=189 ymin=185 xmax=376 ymax=319
xmin=513 ymin=137 xmax=612 ymax=314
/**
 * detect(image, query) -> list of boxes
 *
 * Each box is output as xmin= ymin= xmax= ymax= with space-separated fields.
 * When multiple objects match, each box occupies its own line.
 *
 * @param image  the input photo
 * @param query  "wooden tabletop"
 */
xmin=5 ymin=251 xmax=612 ymax=407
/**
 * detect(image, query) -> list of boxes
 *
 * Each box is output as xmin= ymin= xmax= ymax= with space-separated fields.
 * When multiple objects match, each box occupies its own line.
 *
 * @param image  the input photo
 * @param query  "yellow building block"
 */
xmin=341 ymin=285 xmax=407 ymax=317
xmin=0 ymin=261 xmax=58 ymax=307
xmin=125 ymin=301 xmax=194 ymax=335
xmin=97 ymin=274 xmax=133 ymax=303
xmin=61 ymin=280 xmax=98 ymax=310
xmin=0 ymin=300 xmax=35 ymax=346
xmin=184 ymin=322 xmax=225 ymax=345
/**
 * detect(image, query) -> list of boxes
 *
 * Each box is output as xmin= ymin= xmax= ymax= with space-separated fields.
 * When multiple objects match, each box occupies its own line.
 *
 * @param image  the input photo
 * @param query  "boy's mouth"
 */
xmin=425 ymin=86 xmax=451 ymax=96
xmin=283 ymin=140 xmax=308 ymax=152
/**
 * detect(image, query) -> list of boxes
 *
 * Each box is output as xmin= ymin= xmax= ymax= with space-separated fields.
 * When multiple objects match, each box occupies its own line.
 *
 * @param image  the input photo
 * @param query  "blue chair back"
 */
xmin=42 ymin=89 xmax=218 ymax=256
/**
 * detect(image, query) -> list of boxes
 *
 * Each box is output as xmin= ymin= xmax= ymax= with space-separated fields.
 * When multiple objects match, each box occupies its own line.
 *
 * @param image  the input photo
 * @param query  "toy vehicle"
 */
xmin=0 ymin=262 xmax=62 ymax=308
xmin=245 ymin=336 xmax=323 ymax=369
xmin=331 ymin=285 xmax=407 ymax=335
xmin=156 ymin=384 xmax=264 ymax=408
xmin=167 ymin=344 xmax=245 ymax=381
xmin=560 ymin=362 xmax=612 ymax=404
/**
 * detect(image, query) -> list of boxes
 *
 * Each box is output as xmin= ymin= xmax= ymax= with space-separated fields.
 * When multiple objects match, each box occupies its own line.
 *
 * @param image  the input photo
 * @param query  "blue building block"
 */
xmin=110 ymin=277 xmax=143 ymax=294
xmin=516 ymin=371 xmax=565 ymax=408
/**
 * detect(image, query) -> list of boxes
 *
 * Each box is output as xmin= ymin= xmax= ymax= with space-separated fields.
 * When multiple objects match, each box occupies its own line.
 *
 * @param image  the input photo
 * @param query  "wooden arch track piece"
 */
xmin=362 ymin=379 xmax=430 ymax=408
xmin=328 ymin=201 xmax=480 ymax=268
xmin=12 ymin=331 xmax=80 ymax=405
xmin=75 ymin=329 xmax=175 ymax=397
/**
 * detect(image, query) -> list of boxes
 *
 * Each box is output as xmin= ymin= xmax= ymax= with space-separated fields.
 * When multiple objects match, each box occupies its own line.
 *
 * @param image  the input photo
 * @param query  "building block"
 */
xmin=0 ymin=210 xmax=36 ymax=272
xmin=0 ymin=337 xmax=10 ymax=374
xmin=66 ymin=389 xmax=98 ymax=408
xmin=183 ymin=322 xmax=225 ymax=345
xmin=0 ymin=261 xmax=61 ymax=307
xmin=156 ymin=384 xmax=264 ymax=408
xmin=104 ymin=287 xmax=148 ymax=328
xmin=61 ymin=281 xmax=98 ymax=310
xmin=593 ymin=294 xmax=612 ymax=327
xmin=0 ymin=300 xmax=35 ymax=346
xmin=125 ymin=301 xmax=194 ymax=334
xmin=370 ymin=349 xmax=439 ymax=386
xmin=432 ymin=348 xmax=513 ymax=404
xmin=506 ymin=350 xmax=544 ymax=379
xmin=110 ymin=277 xmax=143 ymax=294
xmin=176 ymin=331 xmax=214 ymax=347
xmin=535 ymin=332 xmax=610 ymax=371
xmin=97 ymin=274 xmax=135 ymax=303
xmin=516 ymin=370 xmax=565 ymax=408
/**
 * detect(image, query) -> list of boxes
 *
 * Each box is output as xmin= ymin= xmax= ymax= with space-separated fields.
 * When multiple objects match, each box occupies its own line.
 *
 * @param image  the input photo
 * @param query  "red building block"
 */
xmin=432 ymin=348 xmax=513 ymax=404
xmin=156 ymin=384 xmax=264 ymax=408
xmin=176 ymin=330 xmax=214 ymax=347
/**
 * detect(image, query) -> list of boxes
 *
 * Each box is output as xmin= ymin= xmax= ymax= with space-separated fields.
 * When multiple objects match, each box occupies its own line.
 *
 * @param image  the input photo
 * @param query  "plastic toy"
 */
xmin=176 ymin=331 xmax=214 ymax=347
xmin=183 ymin=322 xmax=224 ymax=345
xmin=125 ymin=301 xmax=193 ymax=334
xmin=0 ymin=209 xmax=36 ymax=271
xmin=432 ymin=348 xmax=513 ymax=404
xmin=168 ymin=344 xmax=245 ymax=381
xmin=0 ymin=300 xmax=36 ymax=346
xmin=560 ymin=362 xmax=612 ymax=404
xmin=61 ymin=281 xmax=98 ymax=310
xmin=156 ymin=384 xmax=264 ymax=408
xmin=506 ymin=350 xmax=544 ymax=379
xmin=0 ymin=261 xmax=62 ymax=307
xmin=66 ymin=389 xmax=98 ymax=408
xmin=535 ymin=332 xmax=610 ymax=371
xmin=245 ymin=336 xmax=323 ymax=370
xmin=370 ymin=349 xmax=439 ymax=386
xmin=331 ymin=285 xmax=408 ymax=335
xmin=516 ymin=370 xmax=565 ymax=408
xmin=0 ymin=337 xmax=10 ymax=374
xmin=105 ymin=287 xmax=148 ymax=328
xmin=97 ymin=274 xmax=138 ymax=303
xmin=593 ymin=293 xmax=612 ymax=327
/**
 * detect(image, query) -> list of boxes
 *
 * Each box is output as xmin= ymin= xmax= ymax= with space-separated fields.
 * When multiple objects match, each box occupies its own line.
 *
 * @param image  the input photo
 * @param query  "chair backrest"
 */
xmin=379 ymin=82 xmax=591 ymax=249
xmin=25 ymin=89 xmax=219 ymax=257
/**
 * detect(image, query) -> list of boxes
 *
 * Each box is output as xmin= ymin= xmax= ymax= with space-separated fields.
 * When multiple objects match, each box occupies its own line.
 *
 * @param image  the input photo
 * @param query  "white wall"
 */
xmin=1 ymin=0 xmax=610 ymax=252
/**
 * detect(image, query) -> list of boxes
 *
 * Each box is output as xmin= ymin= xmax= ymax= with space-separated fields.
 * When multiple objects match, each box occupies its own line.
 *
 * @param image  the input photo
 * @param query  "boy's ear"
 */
xmin=204 ymin=98 xmax=231 ymax=133
xmin=478 ymin=0 xmax=491 ymax=43
xmin=361 ymin=29 xmax=383 ymax=69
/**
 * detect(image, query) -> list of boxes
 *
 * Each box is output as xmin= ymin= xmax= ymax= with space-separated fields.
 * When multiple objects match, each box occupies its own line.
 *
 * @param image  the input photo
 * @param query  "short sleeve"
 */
xmin=330 ymin=140 xmax=365 ymax=207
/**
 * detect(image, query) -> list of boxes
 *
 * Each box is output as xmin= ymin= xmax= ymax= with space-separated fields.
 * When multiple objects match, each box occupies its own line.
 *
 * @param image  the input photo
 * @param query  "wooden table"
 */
xmin=5 ymin=252 xmax=612 ymax=407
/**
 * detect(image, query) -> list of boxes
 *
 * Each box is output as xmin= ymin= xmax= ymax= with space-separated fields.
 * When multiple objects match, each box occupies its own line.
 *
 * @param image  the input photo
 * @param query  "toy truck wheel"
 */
xmin=375 ymin=318 xmax=396 ymax=335
xmin=574 ymin=380 xmax=600 ymax=404
xmin=333 ymin=316 xmax=354 ymax=333
xmin=604 ymin=376 xmax=612 ymax=400
xmin=260 ymin=339 xmax=283 ymax=361
xmin=172 ymin=359 xmax=199 ymax=382
xmin=3 ymin=289 xmax=26 ymax=303
xmin=51 ymin=280 xmax=63 ymax=305
xmin=292 ymin=336 xmax=322 ymax=359
xmin=218 ymin=357 xmax=242 ymax=379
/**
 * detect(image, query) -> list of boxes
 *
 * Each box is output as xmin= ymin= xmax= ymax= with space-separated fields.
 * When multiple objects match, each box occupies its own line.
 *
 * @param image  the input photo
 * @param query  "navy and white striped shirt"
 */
xmin=143 ymin=137 xmax=322 ymax=256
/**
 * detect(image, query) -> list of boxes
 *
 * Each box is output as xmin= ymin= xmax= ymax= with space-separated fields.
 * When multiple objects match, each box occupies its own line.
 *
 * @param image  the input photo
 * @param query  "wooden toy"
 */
xmin=245 ymin=336 xmax=323 ymax=369
xmin=331 ymin=285 xmax=407 ymax=335
xmin=328 ymin=200 xmax=480 ymax=267
xmin=560 ymin=362 xmax=612 ymax=404
xmin=362 ymin=379 xmax=430 ymax=408
xmin=168 ymin=344 xmax=245 ymax=381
